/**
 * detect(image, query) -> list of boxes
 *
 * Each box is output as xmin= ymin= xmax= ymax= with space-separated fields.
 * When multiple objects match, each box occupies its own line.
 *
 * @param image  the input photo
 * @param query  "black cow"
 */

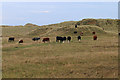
xmin=56 ymin=36 xmax=67 ymax=43
xmin=75 ymin=25 xmax=77 ymax=28
xmin=67 ymin=36 xmax=71 ymax=42
xmin=32 ymin=37 xmax=40 ymax=41
xmin=63 ymin=37 xmax=66 ymax=40
xmin=74 ymin=31 xmax=77 ymax=34
xmin=56 ymin=36 xmax=63 ymax=43
xmin=62 ymin=37 xmax=66 ymax=43
xmin=119 ymin=33 xmax=120 ymax=36
xmin=92 ymin=32 xmax=96 ymax=34
xmin=8 ymin=37 xmax=14 ymax=42
xmin=78 ymin=36 xmax=81 ymax=41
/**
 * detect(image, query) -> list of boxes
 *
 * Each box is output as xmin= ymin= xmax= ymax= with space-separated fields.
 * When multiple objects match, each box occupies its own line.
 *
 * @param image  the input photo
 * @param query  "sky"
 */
xmin=0 ymin=0 xmax=119 ymax=2
xmin=1 ymin=2 xmax=118 ymax=26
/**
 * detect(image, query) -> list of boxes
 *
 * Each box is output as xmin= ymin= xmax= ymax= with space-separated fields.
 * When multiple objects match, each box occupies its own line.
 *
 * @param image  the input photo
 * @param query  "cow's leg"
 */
xmin=48 ymin=40 xmax=50 ymax=43
xmin=56 ymin=40 xmax=59 ymax=42
xmin=68 ymin=40 xmax=69 ymax=43
xmin=59 ymin=40 xmax=60 ymax=43
xmin=60 ymin=40 xmax=62 ymax=43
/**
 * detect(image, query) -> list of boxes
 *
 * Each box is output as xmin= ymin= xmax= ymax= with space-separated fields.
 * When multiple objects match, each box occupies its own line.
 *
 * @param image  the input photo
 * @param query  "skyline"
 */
xmin=2 ymin=2 xmax=118 ymax=26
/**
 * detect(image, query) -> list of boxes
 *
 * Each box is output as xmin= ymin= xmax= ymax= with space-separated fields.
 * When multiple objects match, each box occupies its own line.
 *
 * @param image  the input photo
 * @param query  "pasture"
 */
xmin=2 ymin=19 xmax=119 ymax=78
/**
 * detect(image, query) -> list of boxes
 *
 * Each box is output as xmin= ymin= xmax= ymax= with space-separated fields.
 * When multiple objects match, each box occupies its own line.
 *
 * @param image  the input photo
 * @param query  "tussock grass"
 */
xmin=2 ymin=18 xmax=118 ymax=78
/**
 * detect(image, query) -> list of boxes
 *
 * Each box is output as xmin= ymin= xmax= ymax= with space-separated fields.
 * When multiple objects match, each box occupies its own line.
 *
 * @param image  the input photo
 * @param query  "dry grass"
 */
xmin=2 ymin=19 xmax=119 ymax=78
xmin=2 ymin=35 xmax=118 ymax=78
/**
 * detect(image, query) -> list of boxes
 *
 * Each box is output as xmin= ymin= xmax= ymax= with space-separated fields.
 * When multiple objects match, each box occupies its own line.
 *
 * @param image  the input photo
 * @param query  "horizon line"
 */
xmin=0 ymin=18 xmax=119 ymax=26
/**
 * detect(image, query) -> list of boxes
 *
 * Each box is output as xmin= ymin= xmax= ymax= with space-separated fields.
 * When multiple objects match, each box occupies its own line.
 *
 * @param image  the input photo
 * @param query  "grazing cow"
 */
xmin=8 ymin=37 xmax=14 ymax=42
xmin=119 ymin=33 xmax=120 ymax=36
xmin=103 ymin=28 xmax=104 ymax=30
xmin=56 ymin=36 xmax=63 ymax=43
xmin=19 ymin=40 xmax=23 ymax=43
xmin=62 ymin=37 xmax=66 ymax=43
xmin=92 ymin=32 xmax=96 ymax=34
xmin=42 ymin=38 xmax=50 ymax=43
xmin=32 ymin=37 xmax=40 ymax=41
xmin=93 ymin=35 xmax=97 ymax=40
xmin=80 ymin=32 xmax=83 ymax=36
xmin=75 ymin=25 xmax=77 ymax=28
xmin=78 ymin=36 xmax=81 ymax=41
xmin=74 ymin=31 xmax=77 ymax=34
xmin=67 ymin=36 xmax=71 ymax=42
xmin=63 ymin=37 xmax=66 ymax=41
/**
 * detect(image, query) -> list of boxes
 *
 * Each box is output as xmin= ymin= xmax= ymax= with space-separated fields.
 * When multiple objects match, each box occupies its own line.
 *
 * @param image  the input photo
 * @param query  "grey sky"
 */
xmin=2 ymin=2 xmax=118 ymax=26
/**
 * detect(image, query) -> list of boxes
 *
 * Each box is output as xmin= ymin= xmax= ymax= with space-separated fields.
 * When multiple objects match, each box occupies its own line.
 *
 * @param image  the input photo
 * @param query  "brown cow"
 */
xmin=80 ymin=32 xmax=83 ymax=36
xmin=103 ymin=28 xmax=104 ymax=30
xmin=93 ymin=35 xmax=97 ymax=40
xmin=42 ymin=38 xmax=50 ymax=43
xmin=19 ymin=40 xmax=23 ymax=43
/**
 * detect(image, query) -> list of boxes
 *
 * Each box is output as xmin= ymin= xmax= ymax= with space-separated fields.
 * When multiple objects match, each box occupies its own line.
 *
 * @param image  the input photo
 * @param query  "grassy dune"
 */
xmin=2 ymin=19 xmax=119 ymax=78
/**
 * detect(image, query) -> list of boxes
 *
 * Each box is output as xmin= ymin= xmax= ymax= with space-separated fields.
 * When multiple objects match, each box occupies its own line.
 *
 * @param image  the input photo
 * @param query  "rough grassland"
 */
xmin=2 ymin=19 xmax=119 ymax=78
xmin=2 ymin=35 xmax=118 ymax=78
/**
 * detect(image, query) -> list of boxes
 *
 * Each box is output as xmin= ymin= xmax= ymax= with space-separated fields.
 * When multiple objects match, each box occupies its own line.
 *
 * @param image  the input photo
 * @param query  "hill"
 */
xmin=2 ymin=19 xmax=118 ymax=78
xmin=28 ymin=19 xmax=119 ymax=37
xmin=76 ymin=19 xmax=118 ymax=32
xmin=2 ymin=18 xmax=119 ymax=37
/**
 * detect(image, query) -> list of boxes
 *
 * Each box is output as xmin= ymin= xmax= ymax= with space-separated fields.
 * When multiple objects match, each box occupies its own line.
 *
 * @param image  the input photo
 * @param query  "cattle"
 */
xmin=63 ymin=37 xmax=66 ymax=41
xmin=19 ymin=40 xmax=23 ymax=43
xmin=80 ymin=32 xmax=83 ymax=36
xmin=119 ymin=33 xmax=120 ymax=36
xmin=78 ymin=36 xmax=81 ymax=41
xmin=93 ymin=35 xmax=97 ymax=40
xmin=56 ymin=36 xmax=63 ymax=42
xmin=32 ymin=37 xmax=40 ymax=41
xmin=8 ymin=37 xmax=14 ymax=42
xmin=56 ymin=36 xmax=66 ymax=43
xmin=62 ymin=37 xmax=66 ymax=43
xmin=75 ymin=25 xmax=77 ymax=28
xmin=42 ymin=38 xmax=50 ymax=43
xmin=74 ymin=31 xmax=77 ymax=34
xmin=103 ymin=28 xmax=104 ymax=30
xmin=67 ymin=36 xmax=71 ymax=42
xmin=92 ymin=32 xmax=96 ymax=34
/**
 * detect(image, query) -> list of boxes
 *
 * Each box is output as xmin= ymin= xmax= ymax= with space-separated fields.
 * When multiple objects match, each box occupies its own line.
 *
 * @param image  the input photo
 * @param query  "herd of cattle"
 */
xmin=8 ymin=25 xmax=98 ymax=43
xmin=8 ymin=32 xmax=97 ymax=44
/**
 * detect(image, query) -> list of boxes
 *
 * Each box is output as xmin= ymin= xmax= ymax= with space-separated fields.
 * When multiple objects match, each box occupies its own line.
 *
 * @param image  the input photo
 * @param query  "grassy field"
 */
xmin=2 ymin=19 xmax=119 ymax=78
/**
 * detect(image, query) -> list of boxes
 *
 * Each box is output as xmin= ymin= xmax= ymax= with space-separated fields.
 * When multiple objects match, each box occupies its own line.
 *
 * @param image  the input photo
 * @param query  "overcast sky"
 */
xmin=1 ymin=0 xmax=119 ymax=2
xmin=2 ymin=2 xmax=118 ymax=26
